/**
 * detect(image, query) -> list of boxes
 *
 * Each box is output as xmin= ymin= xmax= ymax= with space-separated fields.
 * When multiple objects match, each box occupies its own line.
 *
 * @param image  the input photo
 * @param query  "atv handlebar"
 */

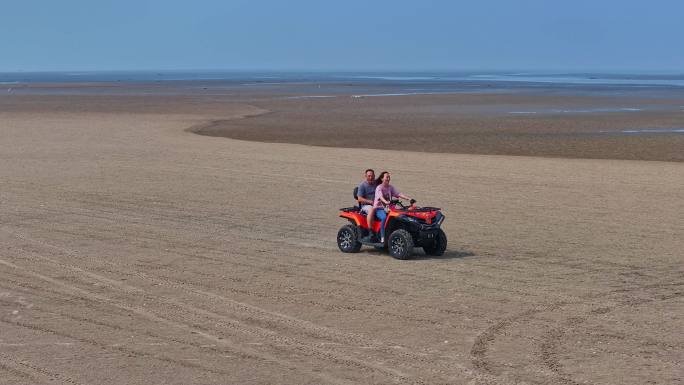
xmin=391 ymin=198 xmax=417 ymax=209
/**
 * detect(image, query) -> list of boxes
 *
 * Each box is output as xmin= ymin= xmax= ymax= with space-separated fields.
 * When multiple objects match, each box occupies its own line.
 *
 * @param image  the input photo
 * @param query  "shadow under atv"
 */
xmin=358 ymin=247 xmax=475 ymax=261
xmin=413 ymin=249 xmax=476 ymax=260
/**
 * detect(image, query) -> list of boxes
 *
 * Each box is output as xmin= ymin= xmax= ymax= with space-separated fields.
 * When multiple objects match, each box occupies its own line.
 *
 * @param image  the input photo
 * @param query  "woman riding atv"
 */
xmin=373 ymin=171 xmax=412 ymax=243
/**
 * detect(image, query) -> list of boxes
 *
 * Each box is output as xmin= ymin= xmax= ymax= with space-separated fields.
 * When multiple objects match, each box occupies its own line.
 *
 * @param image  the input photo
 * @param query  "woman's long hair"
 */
xmin=375 ymin=171 xmax=389 ymax=186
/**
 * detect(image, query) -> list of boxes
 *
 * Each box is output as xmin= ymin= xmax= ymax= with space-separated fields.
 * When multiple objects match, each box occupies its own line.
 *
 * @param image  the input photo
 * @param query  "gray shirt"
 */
xmin=357 ymin=181 xmax=377 ymax=203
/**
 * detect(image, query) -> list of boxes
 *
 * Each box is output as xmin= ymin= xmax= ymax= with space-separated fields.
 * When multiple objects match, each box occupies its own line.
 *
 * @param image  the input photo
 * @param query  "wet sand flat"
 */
xmin=193 ymin=92 xmax=684 ymax=162
xmin=1 ymin=88 xmax=683 ymax=384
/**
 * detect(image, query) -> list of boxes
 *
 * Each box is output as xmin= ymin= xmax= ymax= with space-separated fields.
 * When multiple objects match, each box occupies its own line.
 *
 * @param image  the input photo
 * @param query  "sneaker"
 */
xmin=380 ymin=237 xmax=385 ymax=243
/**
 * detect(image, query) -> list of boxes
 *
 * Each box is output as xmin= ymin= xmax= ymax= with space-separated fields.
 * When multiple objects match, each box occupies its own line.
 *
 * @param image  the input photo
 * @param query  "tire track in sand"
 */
xmin=4 ymin=224 xmax=490 ymax=381
xmin=471 ymin=277 xmax=684 ymax=384
xmin=537 ymin=289 xmax=684 ymax=385
xmin=4 ymin=248 xmax=475 ymax=385
xmin=0 ymin=258 xmax=360 ymax=385
xmin=0 ymin=351 xmax=83 ymax=385
xmin=470 ymin=302 xmax=569 ymax=373
xmin=1 ymin=228 xmax=425 ymax=384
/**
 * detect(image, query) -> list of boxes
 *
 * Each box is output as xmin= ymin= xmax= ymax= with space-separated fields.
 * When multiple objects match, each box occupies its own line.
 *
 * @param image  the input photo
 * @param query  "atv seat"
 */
xmin=353 ymin=186 xmax=361 ymax=209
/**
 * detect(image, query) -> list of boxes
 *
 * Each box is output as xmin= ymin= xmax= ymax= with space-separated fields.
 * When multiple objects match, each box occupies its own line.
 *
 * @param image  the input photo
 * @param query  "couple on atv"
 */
xmin=357 ymin=169 xmax=412 ymax=243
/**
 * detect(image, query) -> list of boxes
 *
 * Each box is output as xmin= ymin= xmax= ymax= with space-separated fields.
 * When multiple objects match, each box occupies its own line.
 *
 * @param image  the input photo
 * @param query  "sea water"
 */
xmin=2 ymin=70 xmax=684 ymax=88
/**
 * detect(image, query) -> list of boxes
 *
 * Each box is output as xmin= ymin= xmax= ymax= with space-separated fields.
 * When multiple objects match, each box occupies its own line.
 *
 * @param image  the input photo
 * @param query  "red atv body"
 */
xmin=337 ymin=200 xmax=447 ymax=259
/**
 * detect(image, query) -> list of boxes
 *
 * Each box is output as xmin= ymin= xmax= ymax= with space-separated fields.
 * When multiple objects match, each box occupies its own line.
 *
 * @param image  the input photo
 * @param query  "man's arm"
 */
xmin=357 ymin=184 xmax=374 ymax=205
xmin=358 ymin=196 xmax=373 ymax=205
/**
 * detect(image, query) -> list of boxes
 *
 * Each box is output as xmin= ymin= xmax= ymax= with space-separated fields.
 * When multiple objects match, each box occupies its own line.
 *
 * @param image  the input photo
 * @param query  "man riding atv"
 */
xmin=356 ymin=168 xmax=377 ymax=230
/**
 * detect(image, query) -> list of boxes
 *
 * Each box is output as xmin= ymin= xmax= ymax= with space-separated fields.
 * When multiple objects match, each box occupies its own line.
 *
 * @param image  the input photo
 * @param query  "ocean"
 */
xmin=2 ymin=70 xmax=684 ymax=87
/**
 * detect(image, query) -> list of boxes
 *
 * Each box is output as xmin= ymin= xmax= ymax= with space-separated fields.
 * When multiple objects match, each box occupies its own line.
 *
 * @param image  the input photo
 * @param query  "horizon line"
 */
xmin=2 ymin=68 xmax=684 ymax=75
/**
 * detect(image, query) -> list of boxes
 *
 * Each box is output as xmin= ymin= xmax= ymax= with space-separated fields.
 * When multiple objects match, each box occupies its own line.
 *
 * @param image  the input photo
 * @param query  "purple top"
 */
xmin=374 ymin=184 xmax=400 ymax=208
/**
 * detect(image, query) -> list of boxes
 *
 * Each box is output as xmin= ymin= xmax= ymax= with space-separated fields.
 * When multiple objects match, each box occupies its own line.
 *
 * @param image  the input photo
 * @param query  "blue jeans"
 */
xmin=375 ymin=209 xmax=387 ymax=240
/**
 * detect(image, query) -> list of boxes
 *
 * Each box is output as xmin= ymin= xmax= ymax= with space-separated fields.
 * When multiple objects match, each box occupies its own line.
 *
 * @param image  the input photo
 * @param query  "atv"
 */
xmin=337 ymin=189 xmax=447 ymax=259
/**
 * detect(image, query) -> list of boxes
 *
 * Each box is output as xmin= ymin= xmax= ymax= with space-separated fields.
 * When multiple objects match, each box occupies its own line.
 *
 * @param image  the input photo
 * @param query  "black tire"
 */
xmin=388 ymin=229 xmax=414 ymax=260
xmin=423 ymin=229 xmax=447 ymax=256
xmin=337 ymin=224 xmax=362 ymax=253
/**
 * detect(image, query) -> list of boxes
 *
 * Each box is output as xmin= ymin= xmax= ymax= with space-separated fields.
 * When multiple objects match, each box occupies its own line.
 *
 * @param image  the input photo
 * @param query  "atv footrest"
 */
xmin=359 ymin=235 xmax=383 ymax=248
xmin=360 ymin=240 xmax=384 ymax=248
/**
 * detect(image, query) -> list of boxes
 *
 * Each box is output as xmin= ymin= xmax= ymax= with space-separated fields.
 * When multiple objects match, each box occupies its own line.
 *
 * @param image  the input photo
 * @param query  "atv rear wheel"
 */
xmin=388 ymin=229 xmax=414 ymax=260
xmin=337 ymin=224 xmax=362 ymax=253
xmin=423 ymin=229 xmax=447 ymax=256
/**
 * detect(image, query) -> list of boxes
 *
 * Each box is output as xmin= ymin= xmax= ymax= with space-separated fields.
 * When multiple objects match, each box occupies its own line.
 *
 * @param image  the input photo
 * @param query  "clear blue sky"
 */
xmin=2 ymin=0 xmax=683 ymax=72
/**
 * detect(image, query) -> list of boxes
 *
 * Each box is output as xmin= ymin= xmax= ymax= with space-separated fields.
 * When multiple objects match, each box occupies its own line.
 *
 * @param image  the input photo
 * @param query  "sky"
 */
xmin=1 ymin=0 xmax=683 ymax=72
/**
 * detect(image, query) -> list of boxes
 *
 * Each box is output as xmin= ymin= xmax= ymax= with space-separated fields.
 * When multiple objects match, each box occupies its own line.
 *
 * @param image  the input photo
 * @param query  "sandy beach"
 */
xmin=1 ymin=84 xmax=683 ymax=384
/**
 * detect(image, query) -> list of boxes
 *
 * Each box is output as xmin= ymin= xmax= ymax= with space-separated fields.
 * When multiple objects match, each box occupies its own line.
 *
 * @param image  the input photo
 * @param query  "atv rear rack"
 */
xmin=397 ymin=206 xmax=441 ymax=212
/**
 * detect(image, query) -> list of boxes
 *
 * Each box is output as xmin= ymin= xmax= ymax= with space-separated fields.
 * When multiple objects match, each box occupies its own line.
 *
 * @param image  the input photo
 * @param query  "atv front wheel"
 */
xmin=388 ymin=229 xmax=414 ymax=260
xmin=337 ymin=224 xmax=362 ymax=253
xmin=423 ymin=229 xmax=447 ymax=256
